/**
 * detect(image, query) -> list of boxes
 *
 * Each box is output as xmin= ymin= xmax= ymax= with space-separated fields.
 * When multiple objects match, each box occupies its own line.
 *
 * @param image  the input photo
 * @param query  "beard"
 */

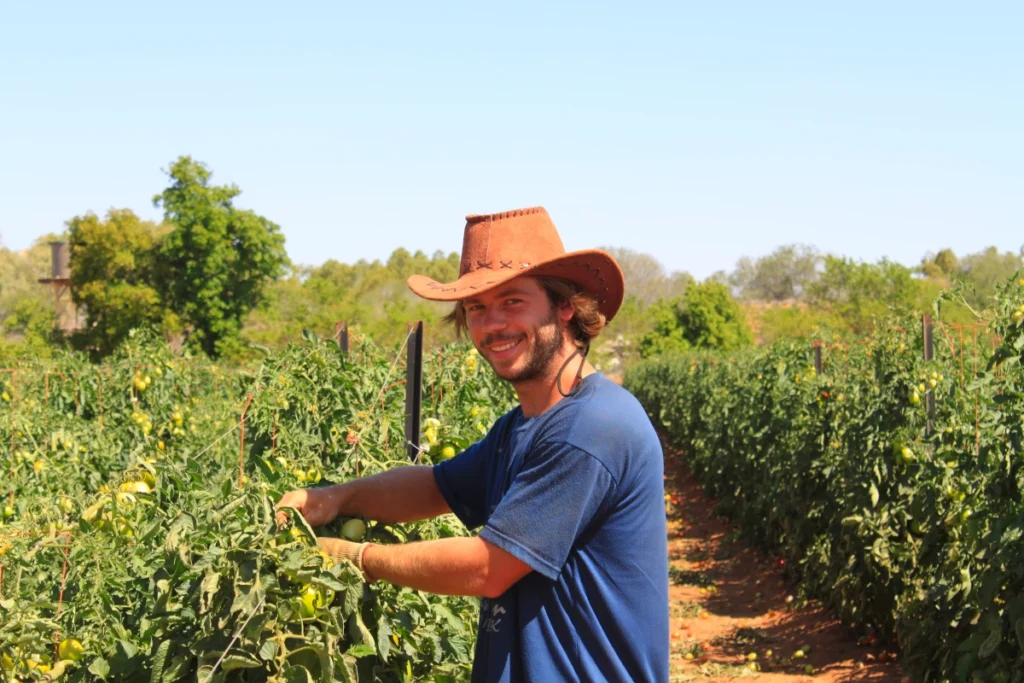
xmin=484 ymin=309 xmax=564 ymax=384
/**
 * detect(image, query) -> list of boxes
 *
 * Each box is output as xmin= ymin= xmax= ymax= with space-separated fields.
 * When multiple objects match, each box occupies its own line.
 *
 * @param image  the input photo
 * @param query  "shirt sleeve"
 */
xmin=432 ymin=437 xmax=490 ymax=530
xmin=479 ymin=440 xmax=615 ymax=580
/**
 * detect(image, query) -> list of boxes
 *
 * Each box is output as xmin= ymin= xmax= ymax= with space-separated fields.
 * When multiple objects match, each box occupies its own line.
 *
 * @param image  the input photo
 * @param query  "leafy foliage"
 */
xmin=154 ymin=157 xmax=290 ymax=359
xmin=958 ymin=247 xmax=1024 ymax=311
xmin=731 ymin=244 xmax=821 ymax=302
xmin=67 ymin=209 xmax=176 ymax=357
xmin=806 ymin=256 xmax=922 ymax=333
xmin=0 ymin=235 xmax=58 ymax=352
xmin=0 ymin=332 xmax=516 ymax=681
xmin=627 ymin=272 xmax=1024 ymax=682
xmin=244 ymin=254 xmax=459 ymax=354
xmin=638 ymin=282 xmax=753 ymax=357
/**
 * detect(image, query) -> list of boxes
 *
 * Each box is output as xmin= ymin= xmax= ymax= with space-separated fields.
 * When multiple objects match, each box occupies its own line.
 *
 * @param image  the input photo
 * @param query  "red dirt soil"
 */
xmin=664 ymin=447 xmax=906 ymax=683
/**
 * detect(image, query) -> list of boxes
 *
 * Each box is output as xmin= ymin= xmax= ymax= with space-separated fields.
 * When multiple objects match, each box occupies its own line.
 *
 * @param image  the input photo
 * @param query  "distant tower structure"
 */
xmin=38 ymin=241 xmax=80 ymax=333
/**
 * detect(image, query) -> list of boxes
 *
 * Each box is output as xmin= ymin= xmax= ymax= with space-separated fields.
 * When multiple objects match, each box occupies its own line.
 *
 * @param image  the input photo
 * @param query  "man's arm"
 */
xmin=276 ymin=465 xmax=450 ymax=526
xmin=361 ymin=536 xmax=532 ymax=598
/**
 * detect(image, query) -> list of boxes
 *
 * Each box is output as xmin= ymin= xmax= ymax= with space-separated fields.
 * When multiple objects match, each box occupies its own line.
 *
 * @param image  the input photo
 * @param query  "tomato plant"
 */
xmin=0 ymin=330 xmax=515 ymax=681
xmin=628 ymin=275 xmax=1024 ymax=683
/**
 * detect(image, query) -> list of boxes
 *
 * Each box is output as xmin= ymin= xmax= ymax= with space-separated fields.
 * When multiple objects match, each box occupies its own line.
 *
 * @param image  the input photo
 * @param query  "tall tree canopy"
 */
xmin=958 ymin=247 xmax=1023 ymax=309
xmin=732 ymin=244 xmax=821 ymax=301
xmin=68 ymin=209 xmax=174 ymax=356
xmin=154 ymin=156 xmax=289 ymax=358
xmin=638 ymin=281 xmax=753 ymax=357
xmin=0 ymin=236 xmax=54 ymax=348
xmin=807 ymin=256 xmax=920 ymax=333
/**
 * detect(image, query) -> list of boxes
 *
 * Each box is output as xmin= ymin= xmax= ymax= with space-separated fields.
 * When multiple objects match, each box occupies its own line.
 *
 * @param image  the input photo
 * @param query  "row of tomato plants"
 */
xmin=0 ymin=329 xmax=514 ymax=682
xmin=626 ymin=280 xmax=1024 ymax=683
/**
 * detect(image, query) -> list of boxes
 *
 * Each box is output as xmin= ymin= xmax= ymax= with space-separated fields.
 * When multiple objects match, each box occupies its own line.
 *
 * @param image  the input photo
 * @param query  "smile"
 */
xmin=489 ymin=338 xmax=522 ymax=354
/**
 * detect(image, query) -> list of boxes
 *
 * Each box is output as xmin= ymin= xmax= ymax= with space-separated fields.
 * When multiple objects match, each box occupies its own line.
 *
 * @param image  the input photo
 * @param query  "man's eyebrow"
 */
xmin=463 ymin=287 xmax=532 ymax=305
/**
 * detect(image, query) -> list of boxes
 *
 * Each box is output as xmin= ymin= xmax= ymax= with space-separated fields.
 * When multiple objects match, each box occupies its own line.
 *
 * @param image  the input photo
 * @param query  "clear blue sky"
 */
xmin=1 ymin=1 xmax=1021 ymax=279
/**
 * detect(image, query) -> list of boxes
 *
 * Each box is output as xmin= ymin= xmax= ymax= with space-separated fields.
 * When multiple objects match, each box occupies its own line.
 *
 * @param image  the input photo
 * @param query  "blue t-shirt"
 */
xmin=433 ymin=373 xmax=669 ymax=683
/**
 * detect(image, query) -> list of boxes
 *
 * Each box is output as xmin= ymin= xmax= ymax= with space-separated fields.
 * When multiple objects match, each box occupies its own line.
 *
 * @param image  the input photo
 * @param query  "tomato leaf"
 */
xmin=229 ymin=581 xmax=265 ymax=616
xmin=199 ymin=571 xmax=221 ymax=614
xmin=279 ymin=505 xmax=317 ymax=541
xmin=345 ymin=644 xmax=375 ymax=659
xmin=149 ymin=640 xmax=171 ymax=683
xmin=347 ymin=612 xmax=375 ymax=648
xmin=283 ymin=665 xmax=314 ymax=683
xmin=221 ymin=652 xmax=262 ymax=671
xmin=258 ymin=640 xmax=278 ymax=661
xmin=161 ymin=655 xmax=191 ymax=683
xmin=88 ymin=657 xmax=111 ymax=680
xmin=376 ymin=618 xmax=393 ymax=663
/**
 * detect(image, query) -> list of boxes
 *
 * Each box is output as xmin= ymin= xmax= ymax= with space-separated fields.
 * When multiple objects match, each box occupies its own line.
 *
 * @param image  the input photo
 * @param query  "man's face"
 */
xmin=463 ymin=277 xmax=571 ymax=384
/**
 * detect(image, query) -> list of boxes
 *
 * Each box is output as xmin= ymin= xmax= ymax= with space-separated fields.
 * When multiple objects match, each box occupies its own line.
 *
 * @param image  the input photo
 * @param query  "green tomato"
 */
xmin=58 ymin=638 xmax=85 ymax=662
xmin=341 ymin=518 xmax=367 ymax=542
xmin=2 ymin=505 xmax=14 ymax=519
xmin=310 ymin=585 xmax=334 ymax=608
xmin=440 ymin=445 xmax=456 ymax=460
xmin=295 ymin=585 xmax=323 ymax=618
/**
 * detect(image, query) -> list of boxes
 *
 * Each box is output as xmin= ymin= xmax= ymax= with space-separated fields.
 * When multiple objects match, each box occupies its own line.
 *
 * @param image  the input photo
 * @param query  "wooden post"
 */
xmin=813 ymin=343 xmax=823 ymax=375
xmin=405 ymin=322 xmax=424 ymax=461
xmin=334 ymin=321 xmax=349 ymax=353
xmin=239 ymin=393 xmax=253 ymax=488
xmin=923 ymin=315 xmax=935 ymax=433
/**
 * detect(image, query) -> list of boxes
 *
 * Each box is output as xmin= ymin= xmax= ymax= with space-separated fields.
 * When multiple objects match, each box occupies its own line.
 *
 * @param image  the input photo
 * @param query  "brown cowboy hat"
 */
xmin=407 ymin=207 xmax=625 ymax=321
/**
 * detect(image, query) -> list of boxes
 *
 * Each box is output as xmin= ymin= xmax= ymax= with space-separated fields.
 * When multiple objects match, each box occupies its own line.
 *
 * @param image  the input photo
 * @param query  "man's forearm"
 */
xmin=362 ymin=537 xmax=515 ymax=598
xmin=327 ymin=465 xmax=451 ymax=523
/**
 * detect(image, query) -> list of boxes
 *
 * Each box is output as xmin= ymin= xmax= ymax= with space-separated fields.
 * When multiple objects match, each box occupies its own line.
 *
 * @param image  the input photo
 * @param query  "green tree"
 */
xmin=636 ymin=298 xmax=691 ymax=358
xmin=677 ymin=281 xmax=754 ymax=350
xmin=638 ymin=281 xmax=753 ymax=357
xmin=2 ymin=296 xmax=57 ymax=348
xmin=0 ymin=235 xmax=59 ymax=340
xmin=242 ymin=248 xmax=460 ymax=351
xmin=807 ymin=257 xmax=920 ymax=333
xmin=732 ymin=244 xmax=821 ymax=301
xmin=154 ymin=156 xmax=289 ymax=358
xmin=600 ymin=247 xmax=693 ymax=304
xmin=67 ymin=210 xmax=173 ymax=356
xmin=959 ymin=246 xmax=1022 ymax=310
xmin=920 ymin=248 xmax=961 ymax=279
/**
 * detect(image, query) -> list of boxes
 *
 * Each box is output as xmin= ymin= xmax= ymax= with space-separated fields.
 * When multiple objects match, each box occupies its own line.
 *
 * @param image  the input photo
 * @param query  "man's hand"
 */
xmin=276 ymin=486 xmax=342 ymax=527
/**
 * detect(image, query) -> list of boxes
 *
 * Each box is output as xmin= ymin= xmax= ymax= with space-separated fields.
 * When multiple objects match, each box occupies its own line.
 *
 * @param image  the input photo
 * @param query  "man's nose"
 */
xmin=479 ymin=305 xmax=508 ymax=335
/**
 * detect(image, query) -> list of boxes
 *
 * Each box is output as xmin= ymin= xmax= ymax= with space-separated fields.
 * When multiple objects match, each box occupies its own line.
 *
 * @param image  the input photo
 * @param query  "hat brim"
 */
xmin=407 ymin=249 xmax=625 ymax=321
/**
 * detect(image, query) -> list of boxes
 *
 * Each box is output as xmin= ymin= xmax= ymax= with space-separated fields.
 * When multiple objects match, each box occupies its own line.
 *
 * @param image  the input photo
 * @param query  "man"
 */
xmin=277 ymin=207 xmax=669 ymax=682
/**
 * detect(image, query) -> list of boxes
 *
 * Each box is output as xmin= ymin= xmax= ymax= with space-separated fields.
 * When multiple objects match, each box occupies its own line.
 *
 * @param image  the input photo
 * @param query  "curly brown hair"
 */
xmin=443 ymin=276 xmax=606 ymax=347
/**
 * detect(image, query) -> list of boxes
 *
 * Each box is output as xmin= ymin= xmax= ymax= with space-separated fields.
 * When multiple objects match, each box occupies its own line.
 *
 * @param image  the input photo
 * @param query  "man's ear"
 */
xmin=557 ymin=299 xmax=575 ymax=324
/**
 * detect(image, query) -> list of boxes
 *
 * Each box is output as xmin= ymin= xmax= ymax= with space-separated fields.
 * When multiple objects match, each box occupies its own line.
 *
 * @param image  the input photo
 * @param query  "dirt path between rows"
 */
xmin=664 ymin=448 xmax=906 ymax=682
